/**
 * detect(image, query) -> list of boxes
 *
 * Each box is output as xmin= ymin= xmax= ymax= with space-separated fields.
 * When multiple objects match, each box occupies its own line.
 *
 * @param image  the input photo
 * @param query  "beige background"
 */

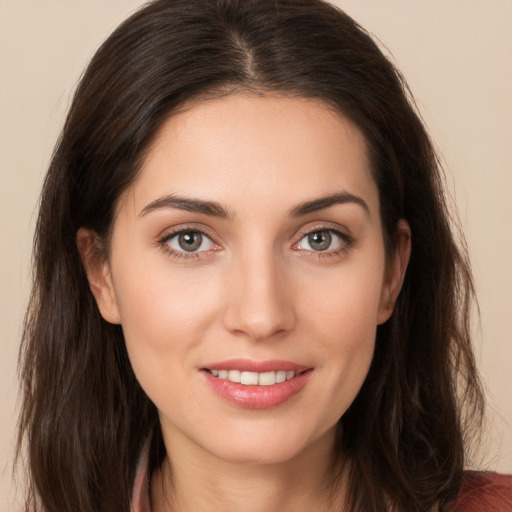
xmin=1 ymin=1 xmax=511 ymax=510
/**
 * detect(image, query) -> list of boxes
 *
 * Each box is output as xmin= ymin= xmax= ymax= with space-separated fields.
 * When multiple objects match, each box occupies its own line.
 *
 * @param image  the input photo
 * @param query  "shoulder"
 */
xmin=450 ymin=471 xmax=512 ymax=511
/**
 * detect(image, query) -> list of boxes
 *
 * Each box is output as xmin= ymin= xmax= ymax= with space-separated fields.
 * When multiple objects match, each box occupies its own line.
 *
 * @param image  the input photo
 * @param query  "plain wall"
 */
xmin=1 ymin=1 xmax=511 ymax=510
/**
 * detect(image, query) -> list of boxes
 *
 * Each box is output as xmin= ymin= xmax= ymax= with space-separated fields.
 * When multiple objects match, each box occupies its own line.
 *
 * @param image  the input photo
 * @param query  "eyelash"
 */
xmin=156 ymin=225 xmax=354 ymax=262
xmin=156 ymin=225 xmax=220 ymax=262
xmin=293 ymin=226 xmax=354 ymax=260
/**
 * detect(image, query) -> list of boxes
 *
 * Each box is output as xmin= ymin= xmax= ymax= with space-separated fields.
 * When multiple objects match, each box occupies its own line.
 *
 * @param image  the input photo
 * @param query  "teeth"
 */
xmin=209 ymin=369 xmax=297 ymax=385
xmin=258 ymin=371 xmax=275 ymax=386
xmin=275 ymin=370 xmax=287 ymax=383
xmin=227 ymin=370 xmax=241 ymax=383
xmin=240 ymin=371 xmax=259 ymax=385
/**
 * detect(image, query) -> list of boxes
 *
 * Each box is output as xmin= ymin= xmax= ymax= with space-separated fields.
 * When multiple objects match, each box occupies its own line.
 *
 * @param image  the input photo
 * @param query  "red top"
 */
xmin=130 ymin=455 xmax=512 ymax=512
xmin=451 ymin=471 xmax=512 ymax=511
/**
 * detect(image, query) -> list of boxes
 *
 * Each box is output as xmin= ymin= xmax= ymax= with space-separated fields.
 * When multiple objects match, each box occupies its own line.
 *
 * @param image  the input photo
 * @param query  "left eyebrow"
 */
xmin=288 ymin=192 xmax=370 ymax=217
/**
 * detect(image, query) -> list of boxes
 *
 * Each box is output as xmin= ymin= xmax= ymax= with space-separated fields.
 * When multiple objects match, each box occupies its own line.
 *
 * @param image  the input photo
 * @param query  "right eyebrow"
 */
xmin=139 ymin=194 xmax=234 ymax=219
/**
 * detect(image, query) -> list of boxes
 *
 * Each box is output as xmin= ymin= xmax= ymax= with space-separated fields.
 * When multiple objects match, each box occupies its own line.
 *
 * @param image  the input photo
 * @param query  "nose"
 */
xmin=223 ymin=250 xmax=296 ymax=341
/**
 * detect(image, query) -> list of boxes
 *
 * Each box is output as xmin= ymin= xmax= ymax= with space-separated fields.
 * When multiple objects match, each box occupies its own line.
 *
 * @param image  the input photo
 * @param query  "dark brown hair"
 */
xmin=18 ymin=1 xmax=484 ymax=510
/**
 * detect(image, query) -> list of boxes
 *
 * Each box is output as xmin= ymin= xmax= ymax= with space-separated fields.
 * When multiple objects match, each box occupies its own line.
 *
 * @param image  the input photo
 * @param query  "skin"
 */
xmin=79 ymin=94 xmax=410 ymax=511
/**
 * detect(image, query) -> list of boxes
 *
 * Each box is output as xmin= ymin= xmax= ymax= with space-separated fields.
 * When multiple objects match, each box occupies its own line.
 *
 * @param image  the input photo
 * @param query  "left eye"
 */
xmin=296 ymin=229 xmax=345 ymax=252
xmin=165 ymin=230 xmax=215 ymax=253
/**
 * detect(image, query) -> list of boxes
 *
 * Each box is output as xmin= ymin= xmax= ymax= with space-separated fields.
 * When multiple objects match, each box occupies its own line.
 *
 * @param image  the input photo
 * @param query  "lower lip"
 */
xmin=202 ymin=370 xmax=312 ymax=409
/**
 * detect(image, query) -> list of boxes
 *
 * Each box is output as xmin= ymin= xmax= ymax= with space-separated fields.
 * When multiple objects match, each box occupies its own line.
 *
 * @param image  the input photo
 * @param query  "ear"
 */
xmin=76 ymin=228 xmax=121 ymax=324
xmin=377 ymin=220 xmax=411 ymax=325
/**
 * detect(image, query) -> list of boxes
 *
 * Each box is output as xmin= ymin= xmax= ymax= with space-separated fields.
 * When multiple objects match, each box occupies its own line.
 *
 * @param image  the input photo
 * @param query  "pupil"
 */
xmin=308 ymin=231 xmax=331 ymax=251
xmin=179 ymin=232 xmax=202 ymax=252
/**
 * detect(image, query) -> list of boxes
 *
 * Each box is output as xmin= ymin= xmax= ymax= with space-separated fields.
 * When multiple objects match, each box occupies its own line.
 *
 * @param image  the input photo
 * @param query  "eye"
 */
xmin=296 ymin=229 xmax=348 ymax=252
xmin=164 ymin=230 xmax=215 ymax=253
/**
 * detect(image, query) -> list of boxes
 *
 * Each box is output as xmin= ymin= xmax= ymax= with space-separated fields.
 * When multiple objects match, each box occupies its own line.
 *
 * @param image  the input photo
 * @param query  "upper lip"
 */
xmin=201 ymin=358 xmax=311 ymax=373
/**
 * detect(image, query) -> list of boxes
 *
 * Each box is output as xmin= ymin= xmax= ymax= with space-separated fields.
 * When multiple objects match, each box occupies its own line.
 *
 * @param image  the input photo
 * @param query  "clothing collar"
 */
xmin=131 ymin=440 xmax=151 ymax=512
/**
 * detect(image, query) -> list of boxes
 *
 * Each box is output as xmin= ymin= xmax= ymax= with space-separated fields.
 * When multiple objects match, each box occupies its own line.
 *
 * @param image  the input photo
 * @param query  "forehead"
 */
xmin=121 ymin=94 xmax=378 ymax=218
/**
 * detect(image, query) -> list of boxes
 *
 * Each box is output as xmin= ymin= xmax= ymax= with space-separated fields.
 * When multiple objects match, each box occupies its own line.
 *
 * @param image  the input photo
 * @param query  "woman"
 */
xmin=16 ymin=0 xmax=512 ymax=511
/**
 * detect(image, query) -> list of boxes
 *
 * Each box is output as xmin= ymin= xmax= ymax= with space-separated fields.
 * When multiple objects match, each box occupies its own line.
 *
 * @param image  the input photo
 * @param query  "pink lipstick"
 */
xmin=200 ymin=359 xmax=313 ymax=409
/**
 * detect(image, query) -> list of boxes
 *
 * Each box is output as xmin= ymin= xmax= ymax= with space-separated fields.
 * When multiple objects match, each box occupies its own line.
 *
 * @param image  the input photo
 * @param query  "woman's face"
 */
xmin=84 ymin=94 xmax=407 ymax=466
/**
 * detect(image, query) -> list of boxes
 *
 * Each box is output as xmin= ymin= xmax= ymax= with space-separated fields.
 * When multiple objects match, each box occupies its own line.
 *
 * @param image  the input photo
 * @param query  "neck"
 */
xmin=151 ymin=427 xmax=348 ymax=512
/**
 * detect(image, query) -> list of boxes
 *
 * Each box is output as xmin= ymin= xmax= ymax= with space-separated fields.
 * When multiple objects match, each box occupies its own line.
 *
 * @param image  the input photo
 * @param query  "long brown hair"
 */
xmin=18 ymin=1 xmax=484 ymax=510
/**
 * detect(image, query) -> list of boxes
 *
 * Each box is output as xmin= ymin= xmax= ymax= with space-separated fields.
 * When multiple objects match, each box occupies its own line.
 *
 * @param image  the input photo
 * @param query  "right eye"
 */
xmin=162 ymin=230 xmax=216 ymax=253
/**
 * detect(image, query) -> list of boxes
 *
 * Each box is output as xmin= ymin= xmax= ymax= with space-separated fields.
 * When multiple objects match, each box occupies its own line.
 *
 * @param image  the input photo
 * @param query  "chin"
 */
xmin=199 ymin=418 xmax=336 ymax=467
xmin=213 ymin=442 xmax=302 ymax=465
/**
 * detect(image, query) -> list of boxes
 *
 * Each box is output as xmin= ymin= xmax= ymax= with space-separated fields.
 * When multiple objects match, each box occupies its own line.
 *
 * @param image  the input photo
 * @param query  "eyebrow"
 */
xmin=139 ymin=194 xmax=233 ymax=219
xmin=288 ymin=192 xmax=370 ymax=217
xmin=139 ymin=191 xmax=369 ymax=219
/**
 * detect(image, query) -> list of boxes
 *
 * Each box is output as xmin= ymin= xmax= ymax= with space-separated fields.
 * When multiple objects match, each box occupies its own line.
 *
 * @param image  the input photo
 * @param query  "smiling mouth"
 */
xmin=202 ymin=363 xmax=313 ymax=408
xmin=206 ymin=369 xmax=300 ymax=386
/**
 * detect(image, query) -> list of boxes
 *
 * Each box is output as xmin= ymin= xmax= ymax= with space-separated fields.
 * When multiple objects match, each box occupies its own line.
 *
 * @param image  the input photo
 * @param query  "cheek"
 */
xmin=109 ymin=255 xmax=223 ymax=396
xmin=304 ymin=250 xmax=385 ymax=343
xmin=301 ymin=256 xmax=385 ymax=417
xmin=113 ymin=250 xmax=220 ymax=336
